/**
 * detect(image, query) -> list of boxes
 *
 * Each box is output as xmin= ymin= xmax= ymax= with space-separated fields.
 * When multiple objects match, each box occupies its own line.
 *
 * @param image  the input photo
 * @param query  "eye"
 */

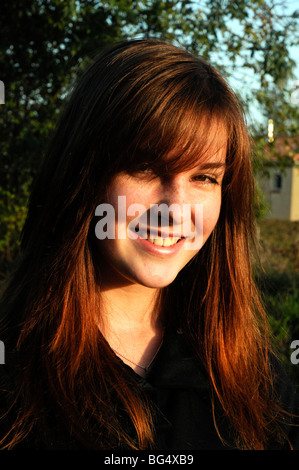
xmin=138 ymin=163 xmax=153 ymax=172
xmin=191 ymin=174 xmax=219 ymax=185
xmin=130 ymin=163 xmax=158 ymax=179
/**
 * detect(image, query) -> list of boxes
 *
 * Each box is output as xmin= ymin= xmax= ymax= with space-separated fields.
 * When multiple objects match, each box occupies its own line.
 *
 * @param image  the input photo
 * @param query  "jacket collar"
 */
xmin=132 ymin=328 xmax=210 ymax=392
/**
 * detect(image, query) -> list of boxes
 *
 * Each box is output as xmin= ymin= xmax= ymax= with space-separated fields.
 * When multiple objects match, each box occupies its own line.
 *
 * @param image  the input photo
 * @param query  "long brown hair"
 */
xmin=0 ymin=39 xmax=289 ymax=449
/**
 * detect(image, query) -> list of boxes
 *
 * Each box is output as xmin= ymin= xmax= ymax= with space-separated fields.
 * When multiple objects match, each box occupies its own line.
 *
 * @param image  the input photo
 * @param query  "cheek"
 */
xmin=202 ymin=193 xmax=222 ymax=234
xmin=108 ymin=182 xmax=151 ymax=225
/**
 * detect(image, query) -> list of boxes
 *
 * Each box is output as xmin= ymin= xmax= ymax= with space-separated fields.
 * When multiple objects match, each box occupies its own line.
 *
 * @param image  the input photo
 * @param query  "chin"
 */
xmin=134 ymin=271 xmax=179 ymax=289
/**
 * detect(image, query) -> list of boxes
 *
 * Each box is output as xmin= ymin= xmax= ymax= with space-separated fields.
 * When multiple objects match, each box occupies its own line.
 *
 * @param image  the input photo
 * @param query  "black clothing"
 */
xmin=123 ymin=328 xmax=299 ymax=450
xmin=1 ymin=328 xmax=299 ymax=450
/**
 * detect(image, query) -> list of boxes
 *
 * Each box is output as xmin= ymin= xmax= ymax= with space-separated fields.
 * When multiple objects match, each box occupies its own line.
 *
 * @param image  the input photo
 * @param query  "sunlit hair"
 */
xmin=0 ymin=39 xmax=290 ymax=449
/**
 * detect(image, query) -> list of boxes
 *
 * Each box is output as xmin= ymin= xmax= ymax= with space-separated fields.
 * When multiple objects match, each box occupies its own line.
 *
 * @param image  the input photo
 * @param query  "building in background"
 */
xmin=258 ymin=135 xmax=299 ymax=221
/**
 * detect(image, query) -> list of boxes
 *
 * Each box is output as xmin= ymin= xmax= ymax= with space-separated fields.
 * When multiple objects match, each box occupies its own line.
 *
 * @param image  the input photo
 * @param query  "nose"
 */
xmin=150 ymin=176 xmax=191 ymax=230
xmin=156 ymin=175 xmax=203 ymax=244
xmin=159 ymin=175 xmax=189 ymax=207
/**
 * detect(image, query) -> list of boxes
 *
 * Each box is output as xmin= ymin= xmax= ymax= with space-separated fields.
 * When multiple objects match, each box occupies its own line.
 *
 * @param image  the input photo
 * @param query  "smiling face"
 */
xmin=95 ymin=127 xmax=227 ymax=290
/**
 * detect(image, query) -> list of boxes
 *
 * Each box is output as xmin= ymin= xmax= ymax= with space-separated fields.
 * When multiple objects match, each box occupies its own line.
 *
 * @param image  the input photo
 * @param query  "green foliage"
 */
xmin=262 ymin=277 xmax=299 ymax=386
xmin=254 ymin=180 xmax=271 ymax=220
xmin=0 ymin=0 xmax=126 ymax=195
xmin=256 ymin=220 xmax=299 ymax=387
xmin=0 ymin=182 xmax=30 ymax=278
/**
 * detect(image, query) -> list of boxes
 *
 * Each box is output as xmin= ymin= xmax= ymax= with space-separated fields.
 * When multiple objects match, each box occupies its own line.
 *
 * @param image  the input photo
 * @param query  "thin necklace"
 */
xmin=111 ymin=338 xmax=163 ymax=375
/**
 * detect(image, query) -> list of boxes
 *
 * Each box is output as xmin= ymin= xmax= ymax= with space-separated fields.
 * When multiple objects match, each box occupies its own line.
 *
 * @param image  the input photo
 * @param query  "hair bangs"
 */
xmin=122 ymin=88 xmax=232 ymax=179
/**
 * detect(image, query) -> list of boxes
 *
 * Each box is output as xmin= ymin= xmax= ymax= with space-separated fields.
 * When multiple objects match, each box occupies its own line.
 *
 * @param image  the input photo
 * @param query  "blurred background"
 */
xmin=0 ymin=0 xmax=298 ymax=385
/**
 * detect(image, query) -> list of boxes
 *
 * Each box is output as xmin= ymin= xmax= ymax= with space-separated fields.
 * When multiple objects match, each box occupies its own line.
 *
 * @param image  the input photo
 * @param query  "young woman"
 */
xmin=0 ymin=39 xmax=298 ymax=450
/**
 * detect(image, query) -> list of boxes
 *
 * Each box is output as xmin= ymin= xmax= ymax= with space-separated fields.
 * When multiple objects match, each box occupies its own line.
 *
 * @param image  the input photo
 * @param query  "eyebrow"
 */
xmin=196 ymin=162 xmax=226 ymax=170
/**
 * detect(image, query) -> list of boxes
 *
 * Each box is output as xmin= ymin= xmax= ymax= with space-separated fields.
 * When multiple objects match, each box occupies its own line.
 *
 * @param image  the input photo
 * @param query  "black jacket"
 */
xmin=1 ymin=328 xmax=299 ymax=450
xmin=127 ymin=328 xmax=299 ymax=450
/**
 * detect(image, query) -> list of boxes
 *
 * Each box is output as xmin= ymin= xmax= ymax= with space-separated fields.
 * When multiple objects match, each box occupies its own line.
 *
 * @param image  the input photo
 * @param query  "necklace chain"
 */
xmin=112 ymin=339 xmax=163 ymax=374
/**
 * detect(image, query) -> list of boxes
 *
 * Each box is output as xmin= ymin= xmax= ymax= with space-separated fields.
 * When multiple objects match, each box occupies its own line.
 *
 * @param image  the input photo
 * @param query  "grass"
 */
xmin=255 ymin=219 xmax=299 ymax=388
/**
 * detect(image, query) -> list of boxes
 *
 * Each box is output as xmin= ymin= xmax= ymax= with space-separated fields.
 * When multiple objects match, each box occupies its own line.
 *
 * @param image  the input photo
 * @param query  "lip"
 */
xmin=133 ymin=224 xmax=188 ymax=238
xmin=134 ymin=224 xmax=185 ymax=240
xmin=134 ymin=235 xmax=186 ymax=257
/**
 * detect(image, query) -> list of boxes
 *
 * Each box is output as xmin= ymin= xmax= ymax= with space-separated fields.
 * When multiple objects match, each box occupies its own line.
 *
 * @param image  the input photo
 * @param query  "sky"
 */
xmin=225 ymin=0 xmax=299 ymax=131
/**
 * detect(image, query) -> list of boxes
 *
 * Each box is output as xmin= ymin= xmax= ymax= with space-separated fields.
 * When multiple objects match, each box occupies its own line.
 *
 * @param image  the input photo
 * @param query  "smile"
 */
xmin=135 ymin=225 xmax=184 ymax=244
xmin=146 ymin=237 xmax=180 ymax=247
xmin=134 ymin=233 xmax=186 ymax=257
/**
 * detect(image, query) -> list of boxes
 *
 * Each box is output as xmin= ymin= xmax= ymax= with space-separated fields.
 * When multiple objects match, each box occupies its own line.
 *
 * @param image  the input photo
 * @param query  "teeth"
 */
xmin=148 ymin=237 xmax=180 ymax=246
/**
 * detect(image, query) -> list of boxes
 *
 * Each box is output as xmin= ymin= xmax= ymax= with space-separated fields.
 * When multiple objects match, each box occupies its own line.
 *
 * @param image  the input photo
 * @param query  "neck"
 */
xmin=99 ymin=282 xmax=161 ymax=335
xmin=98 ymin=282 xmax=164 ymax=377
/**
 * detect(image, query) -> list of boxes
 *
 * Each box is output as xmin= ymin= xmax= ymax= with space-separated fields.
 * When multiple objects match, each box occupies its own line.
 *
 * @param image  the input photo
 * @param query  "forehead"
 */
xmin=161 ymin=118 xmax=228 ymax=172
